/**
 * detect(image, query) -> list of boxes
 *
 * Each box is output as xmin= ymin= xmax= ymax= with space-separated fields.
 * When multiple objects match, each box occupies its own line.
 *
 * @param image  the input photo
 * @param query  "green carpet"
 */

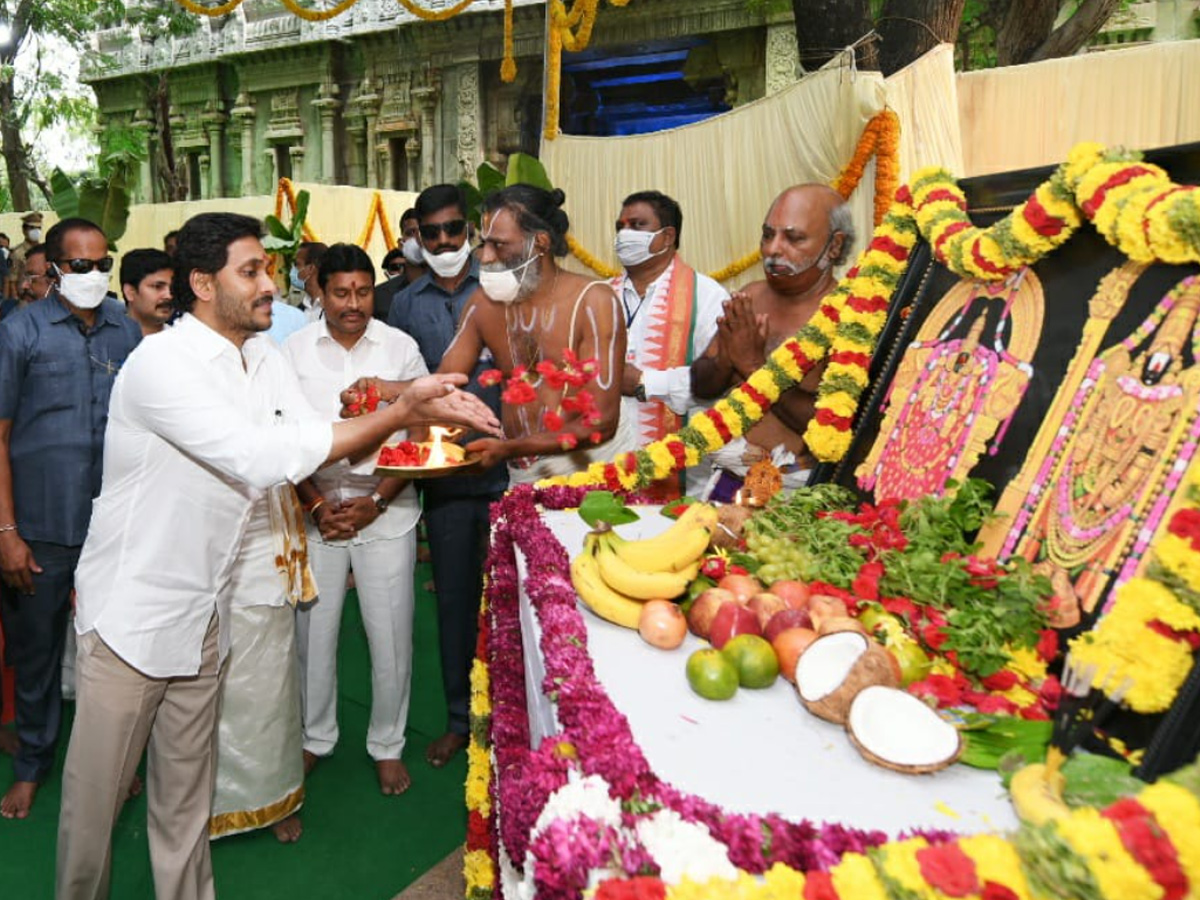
xmin=0 ymin=562 xmax=467 ymax=899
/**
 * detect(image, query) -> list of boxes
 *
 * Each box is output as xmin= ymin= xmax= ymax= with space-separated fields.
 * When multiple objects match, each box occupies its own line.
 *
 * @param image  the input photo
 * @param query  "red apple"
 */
xmin=709 ymin=601 xmax=761 ymax=649
xmin=763 ymin=608 xmax=815 ymax=643
xmin=770 ymin=579 xmax=812 ymax=612
xmin=716 ymin=573 xmax=763 ymax=605
xmin=686 ymin=588 xmax=734 ymax=639
xmin=746 ymin=592 xmax=788 ymax=630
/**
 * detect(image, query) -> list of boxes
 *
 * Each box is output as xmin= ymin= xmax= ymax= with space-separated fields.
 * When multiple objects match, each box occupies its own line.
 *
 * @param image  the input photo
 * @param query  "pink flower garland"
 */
xmin=483 ymin=485 xmax=957 ymax=883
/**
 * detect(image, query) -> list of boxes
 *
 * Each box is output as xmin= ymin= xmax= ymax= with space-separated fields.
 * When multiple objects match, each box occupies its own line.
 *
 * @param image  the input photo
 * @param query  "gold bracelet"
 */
xmin=308 ymin=499 xmax=327 ymax=520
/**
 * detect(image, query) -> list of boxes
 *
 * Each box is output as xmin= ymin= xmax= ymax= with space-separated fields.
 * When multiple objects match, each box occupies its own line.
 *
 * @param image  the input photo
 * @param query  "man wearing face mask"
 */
xmin=373 ymin=209 xmax=426 ymax=322
xmin=612 ymin=191 xmax=728 ymax=500
xmin=291 ymin=242 xmax=328 ymax=321
xmin=8 ymin=212 xmax=44 ymax=299
xmin=0 ymin=217 xmax=142 ymax=819
xmin=387 ymin=184 xmax=506 ymax=769
xmin=691 ymin=184 xmax=855 ymax=500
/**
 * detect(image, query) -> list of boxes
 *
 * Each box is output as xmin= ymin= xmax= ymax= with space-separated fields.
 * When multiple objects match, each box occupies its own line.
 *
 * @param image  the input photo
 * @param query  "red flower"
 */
xmin=981 ymin=882 xmax=1019 ymax=900
xmin=536 ymin=360 xmax=569 ymax=390
xmin=881 ymin=597 xmax=917 ymax=621
xmin=1038 ymin=674 xmax=1063 ymax=710
xmin=1021 ymin=195 xmax=1067 ymax=237
xmin=502 ymin=381 xmax=537 ymax=405
xmin=910 ymin=674 xmax=963 ymax=707
xmin=916 ymin=843 xmax=980 ymax=897
xmin=981 ymin=670 xmax=1018 ymax=692
xmin=595 ymin=877 xmax=667 ymax=900
xmin=921 ymin=623 xmax=949 ymax=651
xmin=543 ymin=410 xmax=564 ymax=431
xmin=1036 ymin=628 xmax=1059 ymax=663
xmin=701 ymin=557 xmax=727 ymax=580
xmin=1019 ymin=706 xmax=1050 ymax=720
xmin=589 ymin=431 xmax=604 ymax=445
xmin=852 ymin=561 xmax=885 ymax=602
xmin=558 ymin=433 xmax=579 ymax=451
xmin=1148 ymin=619 xmax=1200 ymax=650
xmin=803 ymin=871 xmax=839 ymax=900
xmin=815 ymin=408 xmax=852 ymax=429
xmin=967 ymin=692 xmax=1018 ymax=715
xmin=478 ymin=368 xmax=504 ymax=387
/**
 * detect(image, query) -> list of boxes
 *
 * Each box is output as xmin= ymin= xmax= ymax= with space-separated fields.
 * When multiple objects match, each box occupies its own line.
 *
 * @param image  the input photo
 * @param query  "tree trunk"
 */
xmin=876 ymin=0 xmax=968 ymax=76
xmin=995 ymin=0 xmax=1059 ymax=65
xmin=1029 ymin=0 xmax=1124 ymax=62
xmin=0 ymin=76 xmax=32 ymax=212
xmin=790 ymin=0 xmax=878 ymax=72
xmin=152 ymin=74 xmax=188 ymax=203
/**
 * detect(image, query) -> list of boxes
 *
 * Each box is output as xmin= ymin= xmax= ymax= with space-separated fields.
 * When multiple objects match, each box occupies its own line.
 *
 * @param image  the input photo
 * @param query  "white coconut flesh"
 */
xmin=794 ymin=632 xmax=869 ymax=701
xmin=847 ymin=686 xmax=961 ymax=770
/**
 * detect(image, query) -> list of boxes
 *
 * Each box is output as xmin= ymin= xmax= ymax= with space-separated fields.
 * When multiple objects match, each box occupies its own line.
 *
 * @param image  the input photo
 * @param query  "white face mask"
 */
xmin=58 ymin=269 xmax=109 ymax=310
xmin=26 ymin=228 xmax=42 ymax=242
xmin=422 ymin=242 xmax=471 ymax=278
xmin=480 ymin=252 xmax=540 ymax=305
xmin=615 ymin=228 xmax=667 ymax=268
xmin=401 ymin=236 xmax=424 ymax=266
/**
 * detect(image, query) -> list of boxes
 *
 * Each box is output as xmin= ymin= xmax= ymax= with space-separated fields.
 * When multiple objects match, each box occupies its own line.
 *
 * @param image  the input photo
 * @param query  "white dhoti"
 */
xmin=209 ymin=496 xmax=306 ymax=839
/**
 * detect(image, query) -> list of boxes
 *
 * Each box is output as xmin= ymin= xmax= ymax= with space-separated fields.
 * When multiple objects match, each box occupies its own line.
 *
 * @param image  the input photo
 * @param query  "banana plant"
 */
xmin=262 ymin=188 xmax=311 ymax=273
xmin=458 ymin=152 xmax=554 ymax=227
xmin=49 ymin=167 xmax=131 ymax=251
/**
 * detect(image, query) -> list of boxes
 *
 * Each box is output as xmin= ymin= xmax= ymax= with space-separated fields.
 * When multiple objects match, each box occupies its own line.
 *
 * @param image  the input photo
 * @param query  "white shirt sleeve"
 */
xmin=119 ymin=346 xmax=333 ymax=491
xmin=641 ymin=273 xmax=729 ymax=415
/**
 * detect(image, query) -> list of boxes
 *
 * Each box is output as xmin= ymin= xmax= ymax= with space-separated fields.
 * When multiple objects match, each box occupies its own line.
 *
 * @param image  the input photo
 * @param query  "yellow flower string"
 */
xmin=175 ymin=0 xmax=246 ymax=15
xmin=278 ymin=0 xmax=361 ymax=22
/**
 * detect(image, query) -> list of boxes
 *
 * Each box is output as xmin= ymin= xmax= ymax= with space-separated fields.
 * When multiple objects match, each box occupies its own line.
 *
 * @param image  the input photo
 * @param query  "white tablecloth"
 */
xmin=515 ymin=507 xmax=1018 ymax=838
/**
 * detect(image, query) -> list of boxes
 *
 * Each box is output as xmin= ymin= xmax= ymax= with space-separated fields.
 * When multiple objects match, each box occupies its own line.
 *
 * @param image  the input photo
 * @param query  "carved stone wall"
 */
xmin=765 ymin=21 xmax=800 ymax=94
xmin=455 ymin=62 xmax=483 ymax=180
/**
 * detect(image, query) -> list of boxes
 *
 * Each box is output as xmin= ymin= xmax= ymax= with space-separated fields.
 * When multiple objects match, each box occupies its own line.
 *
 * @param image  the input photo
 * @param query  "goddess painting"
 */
xmin=857 ymin=269 xmax=1044 ymax=501
xmin=982 ymin=265 xmax=1200 ymax=625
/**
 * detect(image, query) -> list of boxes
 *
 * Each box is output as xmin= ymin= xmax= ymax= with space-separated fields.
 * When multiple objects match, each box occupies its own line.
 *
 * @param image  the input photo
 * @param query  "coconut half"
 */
xmin=846 ymin=686 xmax=963 ymax=774
xmin=793 ymin=632 xmax=898 ymax=724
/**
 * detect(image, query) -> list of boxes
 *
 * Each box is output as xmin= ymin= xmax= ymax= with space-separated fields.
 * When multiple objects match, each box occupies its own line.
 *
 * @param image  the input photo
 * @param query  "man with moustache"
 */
xmin=119 ymin=249 xmax=175 ymax=336
xmin=284 ymin=243 xmax=428 ymax=798
xmin=691 ymin=184 xmax=855 ymax=499
xmin=55 ymin=212 xmax=499 ymax=899
xmin=386 ymin=184 xmax=506 ymax=768
xmin=15 ymin=245 xmax=51 ymax=307
xmin=0 ymin=218 xmax=142 ymax=819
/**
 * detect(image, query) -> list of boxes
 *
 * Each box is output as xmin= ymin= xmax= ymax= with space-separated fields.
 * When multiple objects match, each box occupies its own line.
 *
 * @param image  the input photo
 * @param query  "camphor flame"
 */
xmin=427 ymin=426 xmax=452 ymax=467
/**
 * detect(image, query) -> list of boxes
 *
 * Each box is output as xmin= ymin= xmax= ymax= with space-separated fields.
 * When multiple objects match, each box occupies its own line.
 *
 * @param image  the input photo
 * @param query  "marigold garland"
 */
xmin=543 ymin=142 xmax=1200 ymax=485
xmin=278 ymin=0 xmax=361 ymax=22
xmin=464 ymin=587 xmax=495 ymax=900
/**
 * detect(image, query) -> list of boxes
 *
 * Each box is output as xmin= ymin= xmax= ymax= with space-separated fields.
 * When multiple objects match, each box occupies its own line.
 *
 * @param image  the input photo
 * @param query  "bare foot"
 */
xmin=126 ymin=773 xmax=143 ymax=801
xmin=425 ymin=732 xmax=468 ymax=768
xmin=0 ymin=729 xmax=18 ymax=757
xmin=376 ymin=758 xmax=411 ymax=795
xmin=303 ymin=750 xmax=321 ymax=776
xmin=0 ymin=781 xmax=37 ymax=819
xmin=272 ymin=814 xmax=303 ymax=843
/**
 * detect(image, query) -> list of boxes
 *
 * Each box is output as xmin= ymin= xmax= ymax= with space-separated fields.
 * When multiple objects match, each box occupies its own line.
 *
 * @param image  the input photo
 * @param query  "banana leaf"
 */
xmin=478 ymin=161 xmax=505 ymax=197
xmin=50 ymin=168 xmax=81 ymax=220
xmin=505 ymin=152 xmax=552 ymax=190
xmin=78 ymin=179 xmax=130 ymax=249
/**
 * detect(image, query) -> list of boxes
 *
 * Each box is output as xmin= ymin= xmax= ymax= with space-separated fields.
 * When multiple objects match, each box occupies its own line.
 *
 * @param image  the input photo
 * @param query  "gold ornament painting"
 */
xmin=857 ymin=269 xmax=1045 ymax=501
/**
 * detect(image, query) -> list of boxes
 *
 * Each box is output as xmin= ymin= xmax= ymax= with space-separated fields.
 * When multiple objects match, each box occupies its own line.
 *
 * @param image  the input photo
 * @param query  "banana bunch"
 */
xmin=571 ymin=503 xmax=718 ymax=629
xmin=1009 ymin=748 xmax=1069 ymax=825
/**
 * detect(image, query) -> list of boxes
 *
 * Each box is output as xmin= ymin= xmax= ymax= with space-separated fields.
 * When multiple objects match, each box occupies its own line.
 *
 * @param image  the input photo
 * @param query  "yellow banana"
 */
xmin=606 ymin=503 xmax=718 ymax=573
xmin=1009 ymin=753 xmax=1069 ymax=826
xmin=570 ymin=536 xmax=645 ymax=629
xmin=593 ymin=534 xmax=699 ymax=600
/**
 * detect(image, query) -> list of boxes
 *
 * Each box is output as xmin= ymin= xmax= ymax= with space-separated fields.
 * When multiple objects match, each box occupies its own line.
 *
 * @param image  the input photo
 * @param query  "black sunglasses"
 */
xmin=418 ymin=220 xmax=468 ymax=241
xmin=58 ymin=257 xmax=115 ymax=275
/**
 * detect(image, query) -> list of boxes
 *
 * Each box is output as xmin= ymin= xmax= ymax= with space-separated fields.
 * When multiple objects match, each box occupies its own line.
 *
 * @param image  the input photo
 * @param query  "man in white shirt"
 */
xmin=612 ymin=191 xmax=727 ymax=499
xmin=55 ymin=213 xmax=499 ymax=900
xmin=284 ymin=244 xmax=428 ymax=797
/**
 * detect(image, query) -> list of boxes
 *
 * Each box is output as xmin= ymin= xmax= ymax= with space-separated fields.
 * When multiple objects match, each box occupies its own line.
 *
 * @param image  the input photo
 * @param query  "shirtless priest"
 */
xmin=353 ymin=185 xmax=636 ymax=482
xmin=691 ymin=184 xmax=855 ymax=498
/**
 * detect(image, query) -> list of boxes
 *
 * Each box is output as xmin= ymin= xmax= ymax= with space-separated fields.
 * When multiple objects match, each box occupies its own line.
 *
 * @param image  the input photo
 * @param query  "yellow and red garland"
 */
xmin=542 ymin=142 xmax=1200 ymax=489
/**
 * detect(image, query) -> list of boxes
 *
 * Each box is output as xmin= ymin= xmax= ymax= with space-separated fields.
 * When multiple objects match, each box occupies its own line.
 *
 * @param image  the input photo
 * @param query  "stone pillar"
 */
xmin=289 ymin=145 xmax=306 ymax=181
xmin=378 ymin=142 xmax=393 ymax=191
xmin=356 ymin=79 xmax=381 ymax=188
xmin=405 ymin=137 xmax=420 ymax=192
xmin=312 ymin=81 xmax=340 ymax=184
xmin=765 ymin=21 xmax=801 ymax=93
xmin=346 ymin=118 xmax=366 ymax=187
xmin=232 ymin=93 xmax=257 ymax=197
xmin=202 ymin=107 xmax=228 ymax=198
xmin=132 ymin=109 xmax=155 ymax=204
xmin=412 ymin=85 xmax=439 ymax=189
xmin=198 ymin=154 xmax=212 ymax=200
xmin=455 ymin=62 xmax=483 ymax=179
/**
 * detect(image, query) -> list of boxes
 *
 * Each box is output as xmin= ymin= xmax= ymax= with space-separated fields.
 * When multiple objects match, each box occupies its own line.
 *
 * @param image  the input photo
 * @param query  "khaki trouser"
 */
xmin=56 ymin=614 xmax=223 ymax=900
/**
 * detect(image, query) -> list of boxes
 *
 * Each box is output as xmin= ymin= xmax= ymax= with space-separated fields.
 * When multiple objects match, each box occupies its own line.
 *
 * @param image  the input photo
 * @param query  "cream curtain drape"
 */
xmin=541 ymin=53 xmax=887 ymax=290
xmin=884 ymin=44 xmax=964 ymax=180
xmin=958 ymin=39 xmax=1200 ymax=177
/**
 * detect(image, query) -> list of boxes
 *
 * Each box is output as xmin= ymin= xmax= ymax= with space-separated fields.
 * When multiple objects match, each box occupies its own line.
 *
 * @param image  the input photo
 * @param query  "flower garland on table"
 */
xmin=464 ymin=587 xmax=495 ymax=900
xmin=482 ymin=486 xmax=914 ymax=881
xmin=543 ymin=142 xmax=1200 ymax=484
xmin=590 ymin=778 xmax=1200 ymax=900
xmin=1068 ymin=451 xmax=1200 ymax=714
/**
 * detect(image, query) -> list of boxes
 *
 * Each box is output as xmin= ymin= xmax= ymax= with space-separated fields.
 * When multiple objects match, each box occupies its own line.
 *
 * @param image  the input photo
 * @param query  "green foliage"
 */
xmin=578 ymin=491 xmax=641 ymax=528
xmin=48 ymin=166 xmax=131 ymax=250
xmin=457 ymin=153 xmax=554 ymax=227
xmin=262 ymin=190 xmax=311 ymax=270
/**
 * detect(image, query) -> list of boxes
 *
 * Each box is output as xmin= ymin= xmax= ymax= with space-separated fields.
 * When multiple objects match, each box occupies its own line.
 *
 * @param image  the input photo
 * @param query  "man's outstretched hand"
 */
xmin=403 ymin=374 xmax=503 ymax=436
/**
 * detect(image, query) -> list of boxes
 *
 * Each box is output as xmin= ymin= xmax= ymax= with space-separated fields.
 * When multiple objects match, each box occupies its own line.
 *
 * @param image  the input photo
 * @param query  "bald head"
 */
xmin=760 ymin=184 xmax=855 ymax=288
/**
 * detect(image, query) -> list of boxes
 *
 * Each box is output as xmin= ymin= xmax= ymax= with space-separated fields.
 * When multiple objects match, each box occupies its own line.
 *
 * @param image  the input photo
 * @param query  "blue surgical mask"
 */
xmin=289 ymin=264 xmax=305 ymax=292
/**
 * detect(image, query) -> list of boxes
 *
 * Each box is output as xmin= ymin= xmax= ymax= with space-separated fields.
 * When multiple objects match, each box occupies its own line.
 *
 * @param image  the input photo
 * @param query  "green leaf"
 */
xmin=578 ymin=491 xmax=640 ymax=528
xmin=291 ymin=190 xmax=311 ymax=240
xmin=263 ymin=215 xmax=292 ymax=241
xmin=50 ymin=168 xmax=81 ymax=219
xmin=458 ymin=179 xmax=484 ymax=228
xmin=505 ymin=152 xmax=553 ymax=190
xmin=262 ymin=234 xmax=300 ymax=253
xmin=78 ymin=180 xmax=130 ymax=248
xmin=1061 ymin=753 xmax=1141 ymax=807
xmin=477 ymin=161 xmax=506 ymax=197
